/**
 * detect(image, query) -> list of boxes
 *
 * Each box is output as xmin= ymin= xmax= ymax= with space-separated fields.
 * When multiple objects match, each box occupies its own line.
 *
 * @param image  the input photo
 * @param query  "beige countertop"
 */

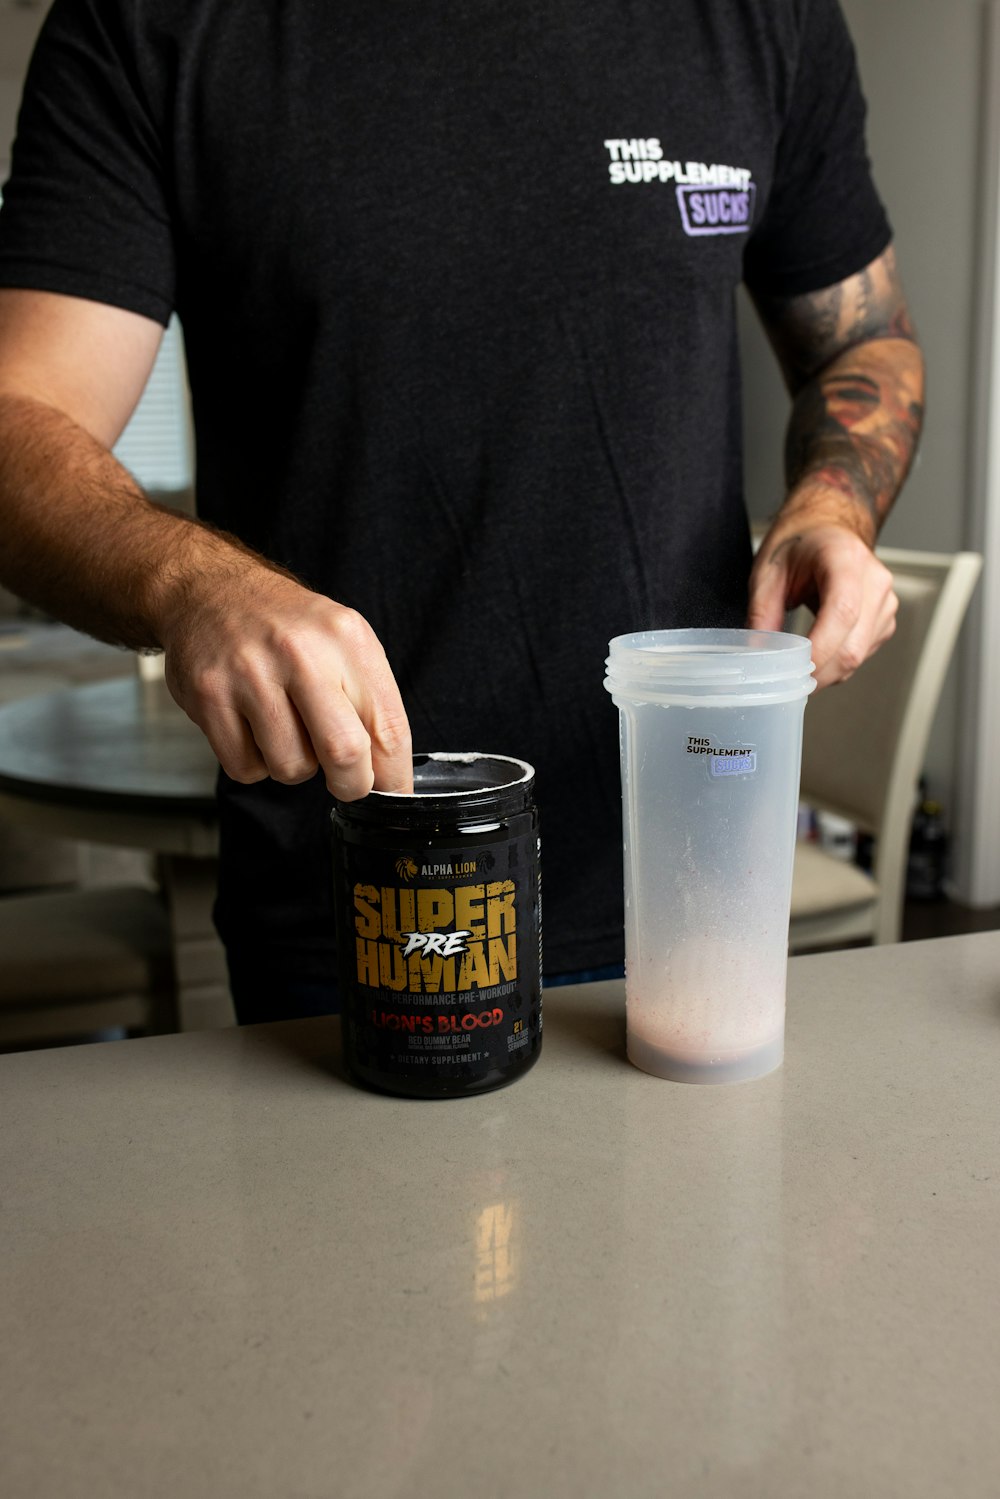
xmin=2 ymin=933 xmax=999 ymax=1498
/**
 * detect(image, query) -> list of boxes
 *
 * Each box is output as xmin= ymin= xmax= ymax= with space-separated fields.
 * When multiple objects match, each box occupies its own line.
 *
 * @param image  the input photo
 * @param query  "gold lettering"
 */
xmin=454 ymin=883 xmax=486 ymax=939
xmin=406 ymin=951 xmax=457 ymax=992
xmin=378 ymin=886 xmax=416 ymax=941
xmin=490 ymin=933 xmax=517 ymax=983
xmin=486 ymin=880 xmax=516 ymax=938
xmin=354 ymin=884 xmax=381 ymax=940
xmin=416 ymin=888 xmax=454 ymax=933
xmin=356 ymin=936 xmax=379 ymax=986
xmin=458 ymin=941 xmax=492 ymax=991
xmin=378 ymin=942 xmax=407 ymax=991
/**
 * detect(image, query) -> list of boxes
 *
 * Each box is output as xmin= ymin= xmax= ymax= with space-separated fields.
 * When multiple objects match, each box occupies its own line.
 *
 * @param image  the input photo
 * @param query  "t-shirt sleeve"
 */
xmin=0 ymin=0 xmax=174 ymax=325
xmin=742 ymin=0 xmax=892 ymax=299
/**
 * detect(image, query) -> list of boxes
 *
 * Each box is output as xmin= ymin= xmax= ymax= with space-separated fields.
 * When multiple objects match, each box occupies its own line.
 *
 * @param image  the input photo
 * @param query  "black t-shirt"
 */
xmin=0 ymin=0 xmax=890 ymax=978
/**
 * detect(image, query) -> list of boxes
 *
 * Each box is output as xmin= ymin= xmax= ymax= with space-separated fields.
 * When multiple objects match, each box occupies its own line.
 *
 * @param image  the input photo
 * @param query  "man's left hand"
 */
xmin=747 ymin=509 xmax=897 ymax=688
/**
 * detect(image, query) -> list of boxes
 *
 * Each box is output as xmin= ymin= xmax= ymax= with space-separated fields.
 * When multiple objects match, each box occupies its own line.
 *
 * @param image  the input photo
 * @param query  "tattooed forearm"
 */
xmin=783 ymin=341 xmax=925 ymax=536
xmin=752 ymin=244 xmax=919 ymax=390
xmin=753 ymin=244 xmax=925 ymax=539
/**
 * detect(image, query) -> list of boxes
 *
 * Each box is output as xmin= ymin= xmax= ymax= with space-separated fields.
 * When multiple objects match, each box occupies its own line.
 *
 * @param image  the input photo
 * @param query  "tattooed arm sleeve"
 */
xmin=749 ymin=244 xmax=925 ymax=543
xmin=745 ymin=246 xmax=924 ymax=684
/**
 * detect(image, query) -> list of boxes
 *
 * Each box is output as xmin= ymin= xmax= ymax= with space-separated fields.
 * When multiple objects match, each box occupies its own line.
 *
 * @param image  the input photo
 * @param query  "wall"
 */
xmin=0 ymin=4 xmax=45 ymax=179
xmin=740 ymin=0 xmax=988 ymax=844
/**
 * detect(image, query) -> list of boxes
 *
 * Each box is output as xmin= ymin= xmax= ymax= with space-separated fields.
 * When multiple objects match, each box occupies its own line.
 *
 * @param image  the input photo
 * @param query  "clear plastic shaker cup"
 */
xmin=604 ymin=629 xmax=815 ymax=1084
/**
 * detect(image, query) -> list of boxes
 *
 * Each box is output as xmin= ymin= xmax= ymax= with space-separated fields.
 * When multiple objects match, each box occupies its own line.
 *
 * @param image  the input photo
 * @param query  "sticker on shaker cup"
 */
xmin=685 ymin=735 xmax=757 ymax=777
xmin=710 ymin=750 xmax=756 ymax=777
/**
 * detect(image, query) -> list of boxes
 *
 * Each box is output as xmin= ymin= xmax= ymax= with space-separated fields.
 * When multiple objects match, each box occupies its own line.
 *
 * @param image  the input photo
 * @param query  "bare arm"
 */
xmin=747 ymin=244 xmax=925 ymax=686
xmin=0 ymin=289 xmax=412 ymax=797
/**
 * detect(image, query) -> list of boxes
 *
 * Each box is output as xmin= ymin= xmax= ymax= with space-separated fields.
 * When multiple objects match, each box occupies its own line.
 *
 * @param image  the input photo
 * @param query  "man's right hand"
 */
xmin=160 ymin=560 xmax=413 ymax=799
xmin=0 ymin=288 xmax=412 ymax=799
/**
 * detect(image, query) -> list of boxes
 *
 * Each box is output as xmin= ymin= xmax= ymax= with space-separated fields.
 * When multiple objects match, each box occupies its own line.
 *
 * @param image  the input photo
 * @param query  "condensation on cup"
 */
xmin=604 ymin=629 xmax=816 ymax=1084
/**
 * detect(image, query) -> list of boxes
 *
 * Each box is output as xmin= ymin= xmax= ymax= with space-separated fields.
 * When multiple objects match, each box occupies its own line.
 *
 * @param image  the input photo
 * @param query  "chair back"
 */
xmin=797 ymin=546 xmax=981 ymax=940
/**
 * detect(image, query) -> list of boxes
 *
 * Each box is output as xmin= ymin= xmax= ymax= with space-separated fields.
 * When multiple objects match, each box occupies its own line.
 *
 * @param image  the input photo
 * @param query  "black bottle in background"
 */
xmin=906 ymin=778 xmax=948 ymax=902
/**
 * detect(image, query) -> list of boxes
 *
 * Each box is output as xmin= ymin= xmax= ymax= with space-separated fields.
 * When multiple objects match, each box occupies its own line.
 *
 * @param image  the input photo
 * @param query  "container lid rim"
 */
xmin=347 ymin=751 xmax=535 ymax=805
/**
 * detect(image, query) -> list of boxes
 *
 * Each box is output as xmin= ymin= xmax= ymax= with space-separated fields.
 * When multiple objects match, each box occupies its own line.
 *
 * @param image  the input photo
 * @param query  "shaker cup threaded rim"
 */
xmin=604 ymin=628 xmax=816 ymax=707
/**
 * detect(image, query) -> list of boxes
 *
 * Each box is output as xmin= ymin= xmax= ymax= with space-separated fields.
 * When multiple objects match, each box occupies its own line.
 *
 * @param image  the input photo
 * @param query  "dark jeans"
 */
xmin=226 ymin=956 xmax=341 ymax=1027
xmin=227 ymin=955 xmax=625 ymax=1026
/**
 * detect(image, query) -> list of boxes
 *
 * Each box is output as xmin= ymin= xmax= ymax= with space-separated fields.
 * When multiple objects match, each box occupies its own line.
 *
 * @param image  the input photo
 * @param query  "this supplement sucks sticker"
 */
xmin=686 ymin=735 xmax=758 ymax=778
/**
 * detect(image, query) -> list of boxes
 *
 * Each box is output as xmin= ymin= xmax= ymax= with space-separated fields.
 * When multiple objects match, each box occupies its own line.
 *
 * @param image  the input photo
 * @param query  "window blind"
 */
xmin=113 ymin=316 xmax=194 ymax=492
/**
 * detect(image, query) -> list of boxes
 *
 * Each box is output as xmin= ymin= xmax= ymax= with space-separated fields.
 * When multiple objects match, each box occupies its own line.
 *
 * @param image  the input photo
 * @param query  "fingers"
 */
xmin=168 ymin=665 xmax=320 ymax=787
xmin=809 ymin=565 xmax=897 ymax=688
xmin=164 ymin=585 xmax=413 ymax=799
xmin=363 ymin=694 xmax=414 ymax=796
xmin=332 ymin=611 xmax=413 ymax=795
xmin=228 ymin=700 xmax=319 ymax=787
xmin=747 ymin=525 xmax=897 ymax=689
xmin=801 ymin=533 xmax=897 ymax=687
xmin=289 ymin=609 xmax=413 ymax=798
xmin=202 ymin=709 xmax=271 ymax=785
xmin=746 ymin=541 xmax=795 ymax=633
xmin=288 ymin=678 xmax=407 ymax=803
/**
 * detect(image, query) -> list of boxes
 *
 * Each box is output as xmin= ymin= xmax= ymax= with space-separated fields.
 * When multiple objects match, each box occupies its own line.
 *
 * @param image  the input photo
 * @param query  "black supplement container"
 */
xmin=331 ymin=753 xmax=542 ymax=1098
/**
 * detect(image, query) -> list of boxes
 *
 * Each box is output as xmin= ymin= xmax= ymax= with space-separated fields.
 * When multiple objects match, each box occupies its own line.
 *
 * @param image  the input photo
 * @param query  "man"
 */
xmin=0 ymin=0 xmax=923 ymax=1021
